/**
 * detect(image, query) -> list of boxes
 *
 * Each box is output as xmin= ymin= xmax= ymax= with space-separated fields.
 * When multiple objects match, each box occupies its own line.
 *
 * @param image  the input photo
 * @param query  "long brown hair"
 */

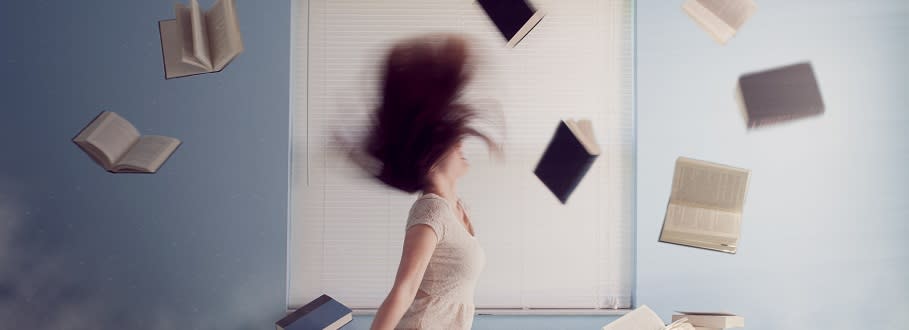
xmin=364 ymin=34 xmax=499 ymax=193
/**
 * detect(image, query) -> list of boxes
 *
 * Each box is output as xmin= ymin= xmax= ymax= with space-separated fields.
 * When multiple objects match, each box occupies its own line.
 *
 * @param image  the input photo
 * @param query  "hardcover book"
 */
xmin=534 ymin=119 xmax=600 ymax=204
xmin=738 ymin=62 xmax=825 ymax=128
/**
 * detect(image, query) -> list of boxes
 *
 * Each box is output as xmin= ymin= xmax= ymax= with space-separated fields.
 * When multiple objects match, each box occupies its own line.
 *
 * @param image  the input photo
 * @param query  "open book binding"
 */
xmin=159 ymin=0 xmax=244 ymax=79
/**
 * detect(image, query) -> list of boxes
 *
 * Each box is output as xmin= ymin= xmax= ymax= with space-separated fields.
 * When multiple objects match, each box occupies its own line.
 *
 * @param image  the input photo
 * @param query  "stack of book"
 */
xmin=672 ymin=312 xmax=745 ymax=330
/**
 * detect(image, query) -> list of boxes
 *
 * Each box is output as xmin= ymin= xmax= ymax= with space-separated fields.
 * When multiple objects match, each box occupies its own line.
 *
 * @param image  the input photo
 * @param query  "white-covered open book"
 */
xmin=659 ymin=157 xmax=750 ymax=253
xmin=602 ymin=305 xmax=695 ymax=330
xmin=159 ymin=0 xmax=243 ymax=79
xmin=73 ymin=111 xmax=181 ymax=173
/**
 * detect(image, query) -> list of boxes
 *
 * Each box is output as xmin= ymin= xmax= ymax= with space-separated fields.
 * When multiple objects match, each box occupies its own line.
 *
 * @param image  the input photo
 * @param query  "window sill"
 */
xmin=349 ymin=308 xmax=631 ymax=316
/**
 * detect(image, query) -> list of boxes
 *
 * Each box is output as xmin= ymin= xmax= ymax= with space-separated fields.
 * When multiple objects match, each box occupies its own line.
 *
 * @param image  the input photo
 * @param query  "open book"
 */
xmin=602 ymin=305 xmax=695 ymax=330
xmin=659 ymin=157 xmax=750 ymax=253
xmin=159 ymin=0 xmax=244 ymax=79
xmin=682 ymin=0 xmax=757 ymax=44
xmin=73 ymin=111 xmax=181 ymax=173
xmin=533 ymin=119 xmax=600 ymax=204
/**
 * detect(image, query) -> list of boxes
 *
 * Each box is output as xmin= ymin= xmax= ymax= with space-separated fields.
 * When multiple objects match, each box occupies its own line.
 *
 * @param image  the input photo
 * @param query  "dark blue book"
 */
xmin=534 ymin=119 xmax=600 ymax=204
xmin=477 ymin=0 xmax=545 ymax=47
xmin=276 ymin=295 xmax=352 ymax=330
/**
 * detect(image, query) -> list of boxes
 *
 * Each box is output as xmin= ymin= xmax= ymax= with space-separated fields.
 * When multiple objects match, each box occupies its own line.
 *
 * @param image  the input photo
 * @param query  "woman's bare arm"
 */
xmin=370 ymin=225 xmax=438 ymax=330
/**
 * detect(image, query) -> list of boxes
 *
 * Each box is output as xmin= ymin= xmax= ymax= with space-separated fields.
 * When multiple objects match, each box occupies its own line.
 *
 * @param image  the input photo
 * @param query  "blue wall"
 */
xmin=635 ymin=0 xmax=909 ymax=329
xmin=2 ymin=0 xmax=907 ymax=329
xmin=0 ymin=0 xmax=290 ymax=329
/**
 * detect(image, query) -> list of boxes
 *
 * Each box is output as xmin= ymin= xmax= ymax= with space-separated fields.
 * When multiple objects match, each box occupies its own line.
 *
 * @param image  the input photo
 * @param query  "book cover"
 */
xmin=534 ymin=120 xmax=600 ymax=204
xmin=682 ymin=0 xmax=757 ymax=44
xmin=276 ymin=295 xmax=352 ymax=330
xmin=477 ymin=0 xmax=545 ymax=47
xmin=738 ymin=62 xmax=825 ymax=128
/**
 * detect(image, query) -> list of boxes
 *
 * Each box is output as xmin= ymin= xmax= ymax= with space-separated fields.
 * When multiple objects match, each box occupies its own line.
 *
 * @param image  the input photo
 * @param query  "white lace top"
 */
xmin=395 ymin=194 xmax=486 ymax=330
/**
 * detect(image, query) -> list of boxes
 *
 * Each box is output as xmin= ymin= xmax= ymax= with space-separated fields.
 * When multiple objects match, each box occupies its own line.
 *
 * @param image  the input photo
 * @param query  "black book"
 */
xmin=534 ymin=119 xmax=601 ymax=204
xmin=738 ymin=62 xmax=825 ymax=128
xmin=276 ymin=295 xmax=352 ymax=330
xmin=477 ymin=0 xmax=545 ymax=47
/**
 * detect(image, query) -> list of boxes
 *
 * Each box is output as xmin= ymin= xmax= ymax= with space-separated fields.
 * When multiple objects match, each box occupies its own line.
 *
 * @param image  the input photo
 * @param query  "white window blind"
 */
xmin=289 ymin=0 xmax=634 ymax=312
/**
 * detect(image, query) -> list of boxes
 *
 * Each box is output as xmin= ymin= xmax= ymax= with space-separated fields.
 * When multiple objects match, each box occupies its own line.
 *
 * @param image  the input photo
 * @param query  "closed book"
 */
xmin=477 ymin=0 xmax=545 ymax=47
xmin=738 ymin=62 xmax=825 ymax=128
xmin=534 ymin=119 xmax=600 ymax=204
xmin=276 ymin=295 xmax=352 ymax=330
xmin=672 ymin=313 xmax=744 ymax=328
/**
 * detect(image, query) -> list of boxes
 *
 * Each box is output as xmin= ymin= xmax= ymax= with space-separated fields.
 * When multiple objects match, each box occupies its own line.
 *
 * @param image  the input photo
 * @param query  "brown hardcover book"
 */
xmin=738 ymin=62 xmax=825 ymax=128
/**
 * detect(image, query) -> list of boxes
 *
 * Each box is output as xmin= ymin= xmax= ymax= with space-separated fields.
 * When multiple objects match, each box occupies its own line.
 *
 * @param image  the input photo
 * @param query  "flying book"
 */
xmin=534 ymin=119 xmax=600 ymax=204
xmin=737 ymin=62 xmax=825 ymax=128
xmin=672 ymin=312 xmax=744 ymax=329
xmin=73 ymin=111 xmax=181 ymax=173
xmin=159 ymin=0 xmax=244 ymax=79
xmin=682 ymin=0 xmax=756 ymax=44
xmin=276 ymin=295 xmax=352 ymax=330
xmin=477 ymin=0 xmax=545 ymax=47
xmin=659 ymin=157 xmax=750 ymax=253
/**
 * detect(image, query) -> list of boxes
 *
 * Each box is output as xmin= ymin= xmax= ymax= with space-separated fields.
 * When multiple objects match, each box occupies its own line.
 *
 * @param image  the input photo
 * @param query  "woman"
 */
xmin=361 ymin=34 xmax=499 ymax=330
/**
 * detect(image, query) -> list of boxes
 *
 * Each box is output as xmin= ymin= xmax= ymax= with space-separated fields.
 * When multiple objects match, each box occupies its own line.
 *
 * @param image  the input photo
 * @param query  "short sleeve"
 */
xmin=406 ymin=197 xmax=448 ymax=242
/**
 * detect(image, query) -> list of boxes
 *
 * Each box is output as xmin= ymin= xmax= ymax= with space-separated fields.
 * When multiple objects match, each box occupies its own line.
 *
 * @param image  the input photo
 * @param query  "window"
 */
xmin=289 ymin=0 xmax=634 ymax=313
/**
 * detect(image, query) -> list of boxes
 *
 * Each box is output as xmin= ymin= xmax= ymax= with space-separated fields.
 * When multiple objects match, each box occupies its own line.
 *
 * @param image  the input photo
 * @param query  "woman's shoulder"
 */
xmin=410 ymin=194 xmax=450 ymax=217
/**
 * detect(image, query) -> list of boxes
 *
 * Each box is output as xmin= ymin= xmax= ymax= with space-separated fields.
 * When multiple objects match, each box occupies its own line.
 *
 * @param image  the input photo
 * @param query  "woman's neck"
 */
xmin=423 ymin=179 xmax=458 ymax=206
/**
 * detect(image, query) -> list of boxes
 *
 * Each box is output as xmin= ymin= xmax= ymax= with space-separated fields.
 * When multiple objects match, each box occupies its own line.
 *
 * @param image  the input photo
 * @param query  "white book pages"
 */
xmin=160 ymin=19 xmax=210 ymax=79
xmin=115 ymin=136 xmax=181 ymax=173
xmin=602 ymin=305 xmax=665 ymax=330
xmin=188 ymin=0 xmax=212 ymax=70
xmin=83 ymin=112 xmax=141 ymax=169
xmin=671 ymin=157 xmax=749 ymax=213
xmin=206 ymin=0 xmax=244 ymax=71
xmin=661 ymin=157 xmax=750 ymax=253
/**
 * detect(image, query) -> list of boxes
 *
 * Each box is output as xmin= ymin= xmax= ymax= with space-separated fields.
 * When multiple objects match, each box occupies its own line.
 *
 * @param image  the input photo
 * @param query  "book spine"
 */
xmin=563 ymin=156 xmax=598 ymax=202
xmin=748 ymin=110 xmax=822 ymax=128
